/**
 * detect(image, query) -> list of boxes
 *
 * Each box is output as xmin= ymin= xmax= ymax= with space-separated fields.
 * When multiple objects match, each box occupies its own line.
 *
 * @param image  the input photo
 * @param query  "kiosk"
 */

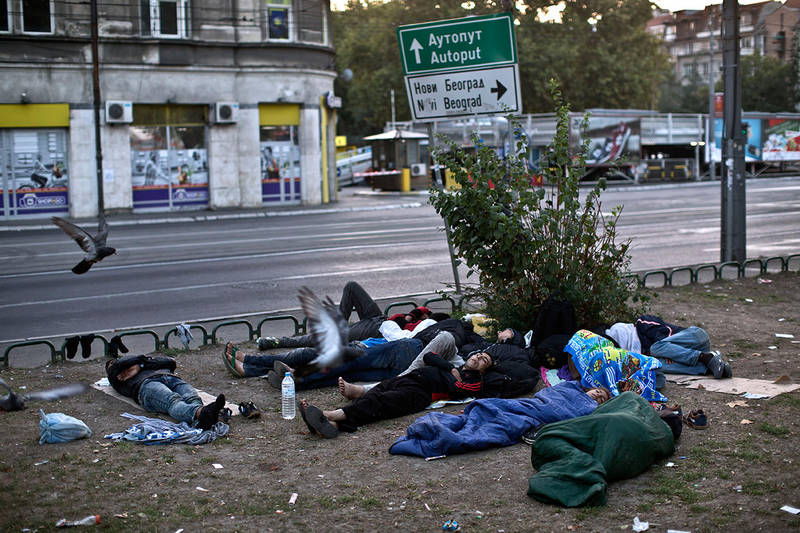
xmin=356 ymin=129 xmax=430 ymax=191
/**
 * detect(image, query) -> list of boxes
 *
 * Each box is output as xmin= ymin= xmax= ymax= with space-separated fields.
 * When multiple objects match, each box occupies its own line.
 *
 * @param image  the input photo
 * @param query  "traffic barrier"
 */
xmin=1 ymin=255 xmax=796 ymax=368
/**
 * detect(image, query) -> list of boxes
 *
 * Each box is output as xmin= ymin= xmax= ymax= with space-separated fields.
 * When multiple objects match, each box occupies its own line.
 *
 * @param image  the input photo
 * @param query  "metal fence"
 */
xmin=3 ymin=254 xmax=798 ymax=368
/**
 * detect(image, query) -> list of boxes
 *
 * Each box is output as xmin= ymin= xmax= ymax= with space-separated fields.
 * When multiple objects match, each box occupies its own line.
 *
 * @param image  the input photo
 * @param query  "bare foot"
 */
xmin=338 ymin=377 xmax=365 ymax=400
xmin=225 ymin=342 xmax=244 ymax=363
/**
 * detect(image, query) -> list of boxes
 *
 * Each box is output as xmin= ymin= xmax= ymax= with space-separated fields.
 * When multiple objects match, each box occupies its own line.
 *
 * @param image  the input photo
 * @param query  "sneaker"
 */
xmin=196 ymin=394 xmax=226 ymax=430
xmin=707 ymin=351 xmax=732 ymax=379
xmin=219 ymin=407 xmax=232 ymax=424
xmin=257 ymin=336 xmax=280 ymax=350
xmin=238 ymin=401 xmax=261 ymax=419
xmin=682 ymin=409 xmax=708 ymax=430
xmin=521 ymin=427 xmax=538 ymax=445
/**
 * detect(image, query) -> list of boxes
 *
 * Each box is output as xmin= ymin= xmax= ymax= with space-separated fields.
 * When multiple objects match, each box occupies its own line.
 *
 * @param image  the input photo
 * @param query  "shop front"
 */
xmin=130 ymin=104 xmax=209 ymax=212
xmin=0 ymin=104 xmax=70 ymax=219
xmin=260 ymin=103 xmax=301 ymax=204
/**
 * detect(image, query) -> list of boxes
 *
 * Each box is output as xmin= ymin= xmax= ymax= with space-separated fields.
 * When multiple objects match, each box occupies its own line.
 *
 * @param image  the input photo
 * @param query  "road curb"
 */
xmin=0 ymin=201 xmax=424 ymax=232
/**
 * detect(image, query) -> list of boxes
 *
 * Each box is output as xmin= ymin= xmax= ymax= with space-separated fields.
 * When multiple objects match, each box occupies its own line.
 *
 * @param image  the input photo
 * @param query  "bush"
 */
xmin=428 ymin=80 xmax=648 ymax=330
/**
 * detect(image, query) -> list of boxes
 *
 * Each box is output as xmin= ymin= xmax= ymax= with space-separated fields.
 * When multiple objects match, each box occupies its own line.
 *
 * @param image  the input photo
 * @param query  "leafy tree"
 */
xmin=740 ymin=54 xmax=797 ymax=112
xmin=657 ymin=70 xmax=710 ymax=113
xmin=331 ymin=0 xmax=672 ymax=137
xmin=428 ymin=81 xmax=648 ymax=330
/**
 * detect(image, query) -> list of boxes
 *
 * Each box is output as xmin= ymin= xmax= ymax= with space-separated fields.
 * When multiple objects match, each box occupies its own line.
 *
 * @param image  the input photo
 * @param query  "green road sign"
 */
xmin=397 ymin=13 xmax=517 ymax=75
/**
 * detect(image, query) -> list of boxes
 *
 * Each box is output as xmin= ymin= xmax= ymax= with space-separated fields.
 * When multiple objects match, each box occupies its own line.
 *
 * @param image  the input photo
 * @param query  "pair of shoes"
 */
xmin=64 ymin=336 xmax=80 ymax=360
xmin=257 ymin=336 xmax=280 ymax=350
xmin=298 ymin=401 xmax=338 ymax=439
xmin=706 ymin=351 xmax=733 ymax=379
xmin=196 ymin=394 xmax=226 ymax=430
xmin=221 ymin=343 xmax=245 ymax=378
xmin=682 ymin=409 xmax=708 ymax=429
xmin=238 ymin=401 xmax=261 ymax=419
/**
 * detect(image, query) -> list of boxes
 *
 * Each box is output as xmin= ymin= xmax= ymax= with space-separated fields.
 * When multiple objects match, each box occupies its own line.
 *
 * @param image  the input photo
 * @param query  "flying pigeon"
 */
xmin=297 ymin=286 xmax=349 ymax=370
xmin=51 ymin=216 xmax=116 ymax=274
xmin=0 ymin=378 xmax=87 ymax=412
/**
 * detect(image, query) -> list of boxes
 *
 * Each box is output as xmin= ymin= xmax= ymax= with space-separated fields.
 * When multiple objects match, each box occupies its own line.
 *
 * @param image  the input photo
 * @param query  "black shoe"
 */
xmin=521 ymin=427 xmax=538 ymax=445
xmin=257 ymin=336 xmax=280 ymax=350
xmin=219 ymin=407 xmax=233 ymax=424
xmin=64 ymin=336 xmax=80 ymax=360
xmin=79 ymin=334 xmax=95 ymax=359
xmin=238 ymin=401 xmax=261 ymax=419
xmin=108 ymin=335 xmax=128 ymax=357
xmin=196 ymin=394 xmax=226 ymax=430
xmin=707 ymin=351 xmax=732 ymax=379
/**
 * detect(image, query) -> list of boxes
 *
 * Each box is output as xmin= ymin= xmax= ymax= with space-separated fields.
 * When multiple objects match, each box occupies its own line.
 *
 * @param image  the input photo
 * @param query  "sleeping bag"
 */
xmin=527 ymin=391 xmax=674 ymax=507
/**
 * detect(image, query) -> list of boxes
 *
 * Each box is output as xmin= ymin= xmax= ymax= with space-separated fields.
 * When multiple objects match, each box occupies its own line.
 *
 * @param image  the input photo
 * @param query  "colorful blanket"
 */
xmin=389 ymin=381 xmax=598 ymax=458
xmin=565 ymin=330 xmax=666 ymax=402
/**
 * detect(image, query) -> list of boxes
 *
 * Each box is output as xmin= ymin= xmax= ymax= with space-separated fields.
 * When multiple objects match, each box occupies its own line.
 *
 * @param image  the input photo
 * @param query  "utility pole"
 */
xmin=720 ymin=0 xmax=746 ymax=262
xmin=90 ymin=0 xmax=105 ymax=224
xmin=707 ymin=6 xmax=715 ymax=181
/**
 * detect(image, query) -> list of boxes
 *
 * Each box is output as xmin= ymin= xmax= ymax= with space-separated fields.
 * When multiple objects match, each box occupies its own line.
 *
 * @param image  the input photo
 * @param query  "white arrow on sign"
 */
xmin=409 ymin=38 xmax=423 ymax=64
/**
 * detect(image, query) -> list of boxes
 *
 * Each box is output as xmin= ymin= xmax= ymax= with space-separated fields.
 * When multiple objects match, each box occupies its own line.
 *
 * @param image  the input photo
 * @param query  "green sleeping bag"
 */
xmin=527 ymin=392 xmax=674 ymax=507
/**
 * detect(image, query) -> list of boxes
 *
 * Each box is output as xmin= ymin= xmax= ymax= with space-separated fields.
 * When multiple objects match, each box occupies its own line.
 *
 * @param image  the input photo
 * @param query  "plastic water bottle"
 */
xmin=281 ymin=372 xmax=295 ymax=420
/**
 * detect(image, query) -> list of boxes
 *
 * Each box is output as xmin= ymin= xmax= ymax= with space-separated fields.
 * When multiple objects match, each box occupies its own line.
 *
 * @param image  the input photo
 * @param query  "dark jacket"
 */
xmin=106 ymin=354 xmax=177 ymax=402
xmin=411 ymin=352 xmax=539 ymax=400
xmin=634 ymin=315 xmax=685 ymax=355
xmin=413 ymin=318 xmax=486 ymax=351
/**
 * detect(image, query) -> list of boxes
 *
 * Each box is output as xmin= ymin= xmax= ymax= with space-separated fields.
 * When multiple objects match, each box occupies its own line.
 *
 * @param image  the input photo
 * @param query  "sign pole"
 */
xmin=428 ymin=122 xmax=461 ymax=294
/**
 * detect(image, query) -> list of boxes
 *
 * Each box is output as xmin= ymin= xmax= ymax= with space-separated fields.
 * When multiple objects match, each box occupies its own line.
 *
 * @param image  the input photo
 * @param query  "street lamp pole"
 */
xmin=708 ymin=6 xmax=716 ymax=181
xmin=90 ymin=0 xmax=105 ymax=224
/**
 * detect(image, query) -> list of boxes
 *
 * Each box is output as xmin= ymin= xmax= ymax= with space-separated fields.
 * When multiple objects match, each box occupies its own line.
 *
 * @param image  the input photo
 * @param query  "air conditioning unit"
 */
xmin=214 ymin=102 xmax=239 ymax=124
xmin=105 ymin=101 xmax=133 ymax=124
xmin=411 ymin=163 xmax=427 ymax=177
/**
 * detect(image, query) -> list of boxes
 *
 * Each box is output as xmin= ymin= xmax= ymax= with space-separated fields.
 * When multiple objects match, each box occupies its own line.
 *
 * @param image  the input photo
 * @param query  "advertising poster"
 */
xmin=762 ymin=119 xmax=800 ymax=161
xmin=570 ymin=116 xmax=641 ymax=166
xmin=260 ymin=125 xmax=301 ymax=204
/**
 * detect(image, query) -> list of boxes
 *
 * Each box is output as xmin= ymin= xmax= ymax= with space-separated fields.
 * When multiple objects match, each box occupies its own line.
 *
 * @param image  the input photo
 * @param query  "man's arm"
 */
xmin=422 ymin=352 xmax=462 ymax=382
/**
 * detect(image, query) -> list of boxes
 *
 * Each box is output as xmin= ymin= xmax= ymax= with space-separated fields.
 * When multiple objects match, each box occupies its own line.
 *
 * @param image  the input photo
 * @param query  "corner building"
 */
xmin=0 ymin=0 xmax=336 ymax=218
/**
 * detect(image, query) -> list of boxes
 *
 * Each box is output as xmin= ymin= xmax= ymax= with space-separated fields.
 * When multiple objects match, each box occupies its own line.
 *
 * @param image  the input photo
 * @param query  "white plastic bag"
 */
xmin=39 ymin=409 xmax=92 ymax=444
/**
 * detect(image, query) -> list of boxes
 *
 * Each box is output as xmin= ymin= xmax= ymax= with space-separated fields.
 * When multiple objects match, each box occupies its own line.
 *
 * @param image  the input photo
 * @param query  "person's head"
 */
xmin=388 ymin=313 xmax=407 ymax=328
xmin=429 ymin=312 xmax=450 ymax=322
xmin=463 ymin=351 xmax=493 ymax=373
xmin=405 ymin=306 xmax=431 ymax=323
xmin=585 ymin=387 xmax=611 ymax=404
xmin=659 ymin=410 xmax=683 ymax=441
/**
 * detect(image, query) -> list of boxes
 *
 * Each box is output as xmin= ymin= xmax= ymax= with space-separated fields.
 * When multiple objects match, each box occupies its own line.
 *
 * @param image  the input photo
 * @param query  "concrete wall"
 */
xmin=67 ymin=109 xmax=99 ymax=218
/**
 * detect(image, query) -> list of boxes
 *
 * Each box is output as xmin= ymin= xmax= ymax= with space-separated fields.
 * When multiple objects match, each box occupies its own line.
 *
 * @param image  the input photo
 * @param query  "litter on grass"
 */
xmin=780 ymin=505 xmax=800 ymax=515
xmin=632 ymin=516 xmax=649 ymax=532
xmin=775 ymin=333 xmax=795 ymax=339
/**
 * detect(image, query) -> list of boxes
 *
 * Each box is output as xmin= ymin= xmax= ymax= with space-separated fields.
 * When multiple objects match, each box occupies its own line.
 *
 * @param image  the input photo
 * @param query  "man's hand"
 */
xmin=497 ymin=328 xmax=513 ymax=342
xmin=117 ymin=364 xmax=141 ymax=382
xmin=450 ymin=368 xmax=462 ymax=382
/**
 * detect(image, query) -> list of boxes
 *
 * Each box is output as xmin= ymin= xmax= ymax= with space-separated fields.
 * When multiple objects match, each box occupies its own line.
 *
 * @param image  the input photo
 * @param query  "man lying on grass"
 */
xmin=297 ymin=348 xmax=539 ymax=438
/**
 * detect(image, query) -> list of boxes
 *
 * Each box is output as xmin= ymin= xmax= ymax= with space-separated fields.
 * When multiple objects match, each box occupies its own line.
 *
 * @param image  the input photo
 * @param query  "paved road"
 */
xmin=1 ymin=177 xmax=798 ymax=349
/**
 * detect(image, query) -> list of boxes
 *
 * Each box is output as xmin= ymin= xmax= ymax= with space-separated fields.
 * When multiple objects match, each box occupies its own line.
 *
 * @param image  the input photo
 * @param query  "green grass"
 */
xmin=758 ymin=422 xmax=790 ymax=438
xmin=771 ymin=394 xmax=800 ymax=409
xmin=574 ymin=506 xmax=604 ymax=521
xmin=644 ymin=471 xmax=701 ymax=504
xmin=637 ymin=502 xmax=654 ymax=512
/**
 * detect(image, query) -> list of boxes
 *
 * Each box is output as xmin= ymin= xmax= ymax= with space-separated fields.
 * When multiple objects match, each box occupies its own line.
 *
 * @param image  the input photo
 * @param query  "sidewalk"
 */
xmin=0 ymin=185 xmax=428 ymax=232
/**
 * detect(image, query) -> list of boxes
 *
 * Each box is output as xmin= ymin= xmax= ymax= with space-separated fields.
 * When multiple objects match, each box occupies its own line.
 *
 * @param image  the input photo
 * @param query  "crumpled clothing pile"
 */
xmin=104 ymin=412 xmax=229 ymax=445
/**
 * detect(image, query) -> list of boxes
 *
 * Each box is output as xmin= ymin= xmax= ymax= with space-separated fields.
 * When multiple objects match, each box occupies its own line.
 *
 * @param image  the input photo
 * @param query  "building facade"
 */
xmin=0 ymin=0 xmax=337 ymax=219
xmin=647 ymin=1 xmax=800 ymax=85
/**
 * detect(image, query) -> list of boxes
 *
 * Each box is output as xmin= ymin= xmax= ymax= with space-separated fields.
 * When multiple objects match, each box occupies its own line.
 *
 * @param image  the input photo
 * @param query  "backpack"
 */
xmin=532 ymin=292 xmax=577 ymax=348
xmin=532 ymin=333 xmax=572 ymax=369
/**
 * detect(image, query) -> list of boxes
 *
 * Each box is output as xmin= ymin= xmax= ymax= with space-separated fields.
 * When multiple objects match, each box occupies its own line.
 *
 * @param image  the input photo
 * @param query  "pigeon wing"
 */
xmin=22 ymin=383 xmax=87 ymax=403
xmin=322 ymin=296 xmax=349 ymax=347
xmin=298 ymin=287 xmax=345 ymax=369
xmin=51 ymin=216 xmax=97 ymax=255
xmin=95 ymin=218 xmax=109 ymax=247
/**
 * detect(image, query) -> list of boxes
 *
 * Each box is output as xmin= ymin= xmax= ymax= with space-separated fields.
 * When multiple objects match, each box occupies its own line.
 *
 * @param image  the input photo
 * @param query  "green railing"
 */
xmin=1 ymin=256 xmax=796 ymax=368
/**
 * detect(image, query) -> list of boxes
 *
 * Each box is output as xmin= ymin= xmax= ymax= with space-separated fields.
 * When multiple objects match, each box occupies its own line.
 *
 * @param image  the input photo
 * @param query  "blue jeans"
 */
xmin=649 ymin=326 xmax=710 ymax=375
xmin=138 ymin=375 xmax=203 ymax=424
xmin=296 ymin=339 xmax=424 ymax=390
xmin=243 ymin=347 xmax=322 ymax=377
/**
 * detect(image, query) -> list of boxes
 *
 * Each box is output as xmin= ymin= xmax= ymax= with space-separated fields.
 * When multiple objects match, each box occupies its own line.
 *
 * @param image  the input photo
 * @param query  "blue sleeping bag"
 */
xmin=389 ymin=381 xmax=598 ymax=458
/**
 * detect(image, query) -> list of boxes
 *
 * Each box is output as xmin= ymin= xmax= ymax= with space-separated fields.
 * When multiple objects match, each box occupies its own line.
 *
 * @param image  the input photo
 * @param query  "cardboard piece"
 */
xmin=91 ymin=378 xmax=239 ymax=415
xmin=666 ymin=375 xmax=800 ymax=398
